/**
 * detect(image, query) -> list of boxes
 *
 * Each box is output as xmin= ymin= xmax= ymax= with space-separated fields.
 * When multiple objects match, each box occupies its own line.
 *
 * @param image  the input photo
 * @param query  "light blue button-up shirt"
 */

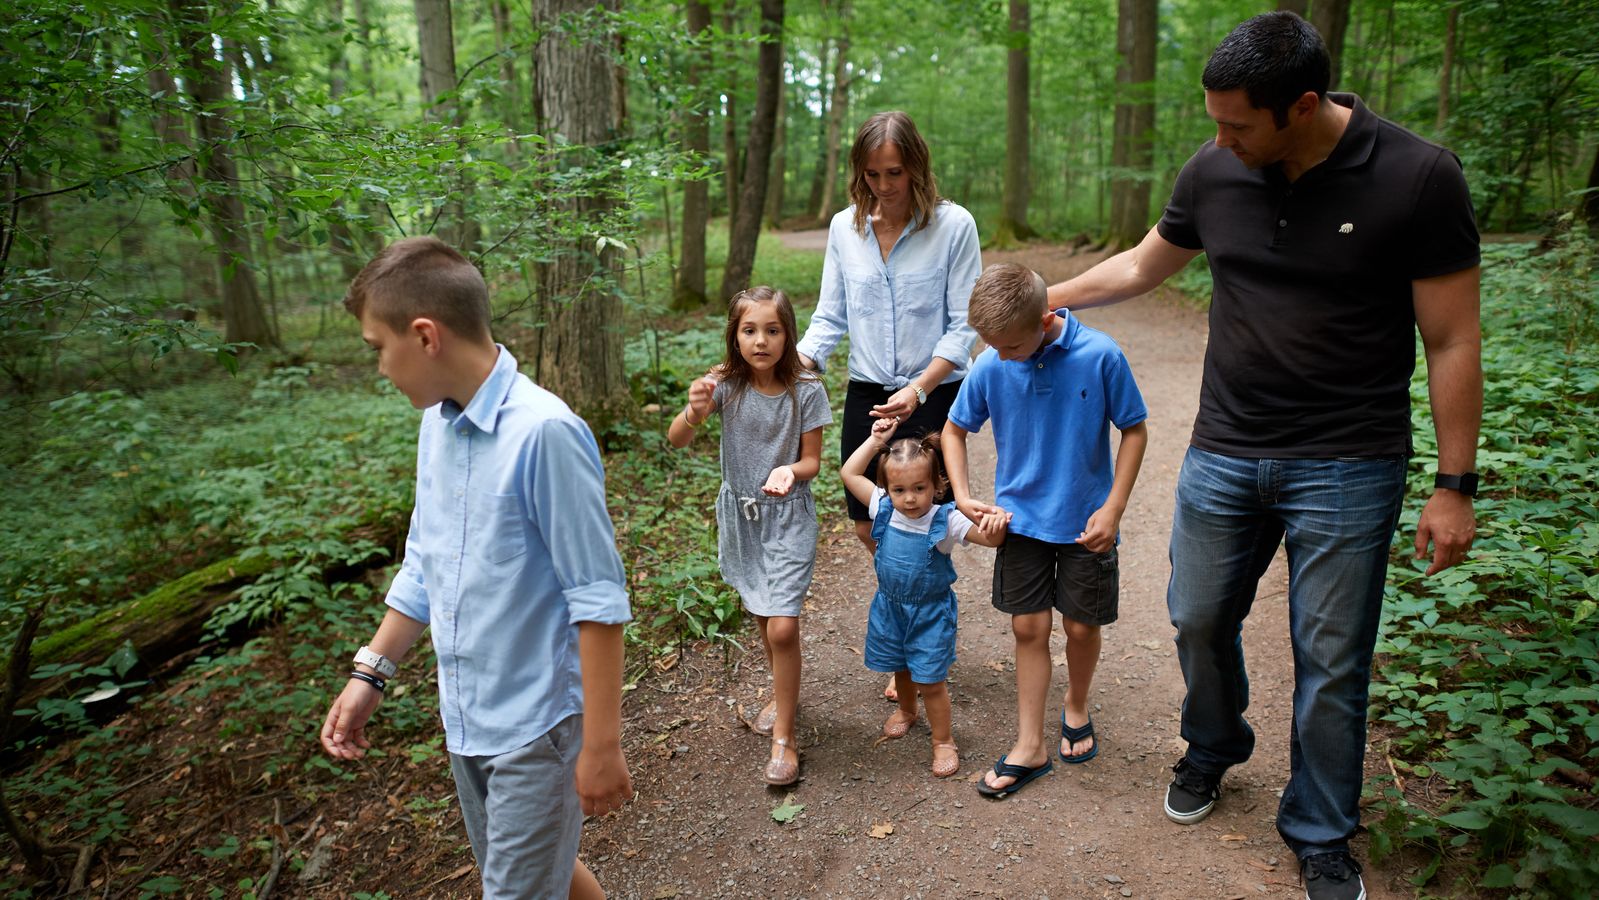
xmin=796 ymin=201 xmax=982 ymax=387
xmin=385 ymin=347 xmax=631 ymax=757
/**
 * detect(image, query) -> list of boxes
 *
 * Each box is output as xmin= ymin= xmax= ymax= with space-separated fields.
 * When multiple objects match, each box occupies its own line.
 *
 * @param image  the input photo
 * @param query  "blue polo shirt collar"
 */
xmin=441 ymin=345 xmax=517 ymax=434
xmin=1032 ymin=309 xmax=1079 ymax=361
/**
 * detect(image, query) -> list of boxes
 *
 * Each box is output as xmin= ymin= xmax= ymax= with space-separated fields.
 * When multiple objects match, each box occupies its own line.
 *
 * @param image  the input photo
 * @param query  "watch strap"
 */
xmin=354 ymin=646 xmax=398 ymax=678
xmin=1434 ymin=472 xmax=1479 ymax=497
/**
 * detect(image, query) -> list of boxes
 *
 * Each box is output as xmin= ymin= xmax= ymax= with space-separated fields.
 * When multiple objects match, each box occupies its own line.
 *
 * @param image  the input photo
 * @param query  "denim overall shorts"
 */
xmin=863 ymin=500 xmax=960 ymax=683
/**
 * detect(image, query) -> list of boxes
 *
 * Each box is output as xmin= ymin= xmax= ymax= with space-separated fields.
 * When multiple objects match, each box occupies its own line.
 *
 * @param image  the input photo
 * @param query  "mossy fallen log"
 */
xmin=15 ymin=554 xmax=273 ymax=707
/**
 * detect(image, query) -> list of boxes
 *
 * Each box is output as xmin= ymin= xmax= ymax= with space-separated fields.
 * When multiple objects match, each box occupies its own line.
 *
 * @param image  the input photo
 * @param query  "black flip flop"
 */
xmin=975 ymin=754 xmax=1053 ymax=798
xmin=1060 ymin=712 xmax=1099 ymax=765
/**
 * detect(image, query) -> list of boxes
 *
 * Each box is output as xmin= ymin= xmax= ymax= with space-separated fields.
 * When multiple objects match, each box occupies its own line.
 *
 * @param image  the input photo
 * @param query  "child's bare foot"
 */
xmin=882 ymin=708 xmax=918 ymax=738
xmin=931 ymin=741 xmax=960 ymax=778
xmin=763 ymin=737 xmax=799 ymax=785
xmin=883 ymin=675 xmax=898 ymax=703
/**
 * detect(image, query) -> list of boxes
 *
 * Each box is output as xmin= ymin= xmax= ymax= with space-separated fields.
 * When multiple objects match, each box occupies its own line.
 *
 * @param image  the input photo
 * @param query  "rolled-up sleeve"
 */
xmin=932 ymin=211 xmax=981 ymax=367
xmin=796 ymin=220 xmax=849 ymax=372
xmin=527 ymin=418 xmax=632 ymax=626
xmin=384 ymin=506 xmax=432 ymax=623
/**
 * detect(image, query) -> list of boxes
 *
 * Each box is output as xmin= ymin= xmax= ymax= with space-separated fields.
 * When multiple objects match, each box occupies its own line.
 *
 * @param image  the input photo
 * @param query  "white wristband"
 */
xmin=354 ymin=646 xmax=398 ymax=679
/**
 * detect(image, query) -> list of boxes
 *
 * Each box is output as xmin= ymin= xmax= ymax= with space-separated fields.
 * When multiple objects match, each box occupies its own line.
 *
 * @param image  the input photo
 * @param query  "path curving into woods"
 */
xmin=581 ymin=235 xmax=1406 ymax=899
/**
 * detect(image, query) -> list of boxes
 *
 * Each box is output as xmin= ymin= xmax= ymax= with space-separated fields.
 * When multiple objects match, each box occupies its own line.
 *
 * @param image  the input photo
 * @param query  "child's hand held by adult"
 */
xmin=978 ymin=507 xmax=1012 ymax=538
xmin=870 ymin=415 xmax=901 ymax=442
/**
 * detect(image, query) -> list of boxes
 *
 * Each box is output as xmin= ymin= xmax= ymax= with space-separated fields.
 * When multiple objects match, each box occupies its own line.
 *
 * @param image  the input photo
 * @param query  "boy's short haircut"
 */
xmin=968 ymin=263 xmax=1048 ymax=338
xmin=344 ymin=236 xmax=492 ymax=341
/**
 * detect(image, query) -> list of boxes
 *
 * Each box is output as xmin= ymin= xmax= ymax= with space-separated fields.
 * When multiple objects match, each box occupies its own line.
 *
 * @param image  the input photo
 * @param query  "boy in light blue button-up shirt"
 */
xmin=320 ymin=237 xmax=632 ymax=899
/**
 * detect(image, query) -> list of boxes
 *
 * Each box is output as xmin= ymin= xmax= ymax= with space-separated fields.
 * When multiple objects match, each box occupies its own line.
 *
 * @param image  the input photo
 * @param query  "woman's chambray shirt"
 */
xmin=796 ymin=200 xmax=981 ymax=388
xmin=384 ymin=348 xmax=631 ymax=757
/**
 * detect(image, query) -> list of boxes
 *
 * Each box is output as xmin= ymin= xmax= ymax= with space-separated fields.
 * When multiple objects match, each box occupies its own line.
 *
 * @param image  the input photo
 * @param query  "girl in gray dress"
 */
xmin=668 ymin=287 xmax=832 ymax=786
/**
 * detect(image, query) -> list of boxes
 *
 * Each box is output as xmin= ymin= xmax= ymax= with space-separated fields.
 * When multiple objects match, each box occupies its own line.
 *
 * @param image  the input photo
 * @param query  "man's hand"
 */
xmin=574 ymin=741 xmax=633 ymax=817
xmin=320 ymin=678 xmax=384 ymax=760
xmin=1414 ymin=490 xmax=1476 ymax=575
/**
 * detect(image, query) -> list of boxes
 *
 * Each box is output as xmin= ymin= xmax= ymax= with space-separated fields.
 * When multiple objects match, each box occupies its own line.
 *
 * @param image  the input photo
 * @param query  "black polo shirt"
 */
xmin=1157 ymin=93 xmax=1479 ymax=458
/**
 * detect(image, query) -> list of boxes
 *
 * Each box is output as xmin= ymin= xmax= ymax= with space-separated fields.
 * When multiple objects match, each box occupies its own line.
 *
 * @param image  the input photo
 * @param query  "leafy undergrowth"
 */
xmin=1 ymin=238 xmax=836 ymax=896
xmin=1365 ymin=229 xmax=1599 ymax=897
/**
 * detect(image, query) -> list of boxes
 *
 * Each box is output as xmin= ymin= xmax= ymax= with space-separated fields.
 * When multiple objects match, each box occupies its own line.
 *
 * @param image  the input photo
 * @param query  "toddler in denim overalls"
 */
xmin=840 ymin=416 xmax=1010 ymax=777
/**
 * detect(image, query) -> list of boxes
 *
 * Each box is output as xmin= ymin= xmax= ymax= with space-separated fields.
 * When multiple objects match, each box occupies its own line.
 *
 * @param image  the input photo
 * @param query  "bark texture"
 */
xmin=999 ymin=0 xmax=1035 ymax=241
xmin=1107 ymin=0 xmax=1155 ymax=248
xmin=533 ymin=0 xmax=630 ymax=426
xmin=719 ymin=0 xmax=784 ymax=300
xmin=169 ymin=0 xmax=276 ymax=348
xmin=815 ymin=11 xmax=850 ymax=226
xmin=674 ymin=0 xmax=712 ymax=310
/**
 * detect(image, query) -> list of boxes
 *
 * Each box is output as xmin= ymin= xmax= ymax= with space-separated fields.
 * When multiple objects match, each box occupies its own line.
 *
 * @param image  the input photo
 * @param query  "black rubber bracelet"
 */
xmin=348 ymin=670 xmax=386 ymax=693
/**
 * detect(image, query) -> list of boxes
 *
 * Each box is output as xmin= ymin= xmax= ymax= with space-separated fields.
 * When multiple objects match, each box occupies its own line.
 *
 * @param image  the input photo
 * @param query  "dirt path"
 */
xmin=584 ymin=235 xmax=1402 ymax=899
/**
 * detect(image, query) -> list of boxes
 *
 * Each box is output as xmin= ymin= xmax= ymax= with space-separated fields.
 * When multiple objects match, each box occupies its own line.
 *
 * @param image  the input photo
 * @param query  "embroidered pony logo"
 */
xmin=1339 ymin=223 xmax=1354 ymax=234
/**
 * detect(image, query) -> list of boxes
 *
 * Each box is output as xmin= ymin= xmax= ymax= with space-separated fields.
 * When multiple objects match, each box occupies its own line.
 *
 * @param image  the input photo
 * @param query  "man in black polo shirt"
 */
xmin=1047 ymin=12 xmax=1481 ymax=900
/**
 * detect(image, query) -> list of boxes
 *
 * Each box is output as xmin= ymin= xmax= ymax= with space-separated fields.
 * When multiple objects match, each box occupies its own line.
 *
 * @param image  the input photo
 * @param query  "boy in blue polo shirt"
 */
xmin=943 ymin=263 xmax=1148 ymax=798
xmin=319 ymin=237 xmax=633 ymax=899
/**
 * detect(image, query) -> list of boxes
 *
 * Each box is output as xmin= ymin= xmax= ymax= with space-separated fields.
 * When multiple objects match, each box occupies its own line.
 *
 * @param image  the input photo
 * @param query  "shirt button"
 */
xmin=1278 ymin=219 xmax=1288 ymax=227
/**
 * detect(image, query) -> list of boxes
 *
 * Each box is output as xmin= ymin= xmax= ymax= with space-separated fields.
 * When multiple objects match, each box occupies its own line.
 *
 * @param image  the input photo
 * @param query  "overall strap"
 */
xmin=870 ymin=492 xmax=895 ymax=545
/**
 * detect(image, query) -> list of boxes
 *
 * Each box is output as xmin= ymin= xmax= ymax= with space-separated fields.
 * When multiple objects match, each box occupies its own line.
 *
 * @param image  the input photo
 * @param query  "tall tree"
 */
xmin=721 ymin=3 xmax=741 ymax=228
xmin=1106 ymin=0 xmax=1155 ymax=248
xmin=1583 ymin=144 xmax=1599 ymax=226
xmin=804 ymin=36 xmax=833 ymax=219
xmin=1277 ymin=0 xmax=1308 ymax=16
xmin=1310 ymin=0 xmax=1352 ymax=90
xmin=532 ymin=0 xmax=629 ymax=423
xmin=490 ymin=0 xmax=521 ymax=131
xmin=815 ymin=5 xmax=849 ymax=226
xmin=764 ymin=43 xmax=788 ymax=230
xmin=413 ymin=0 xmax=477 ymax=250
xmin=719 ymin=0 xmax=784 ymax=299
xmin=168 ymin=0 xmax=276 ymax=348
xmin=674 ymin=0 xmax=712 ymax=310
xmin=1436 ymin=3 xmax=1458 ymax=132
xmin=998 ymin=0 xmax=1034 ymax=242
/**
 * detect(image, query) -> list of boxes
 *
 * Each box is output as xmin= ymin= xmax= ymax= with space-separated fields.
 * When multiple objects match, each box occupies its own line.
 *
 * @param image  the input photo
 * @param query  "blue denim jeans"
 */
xmin=1167 ymin=447 xmax=1406 ymax=858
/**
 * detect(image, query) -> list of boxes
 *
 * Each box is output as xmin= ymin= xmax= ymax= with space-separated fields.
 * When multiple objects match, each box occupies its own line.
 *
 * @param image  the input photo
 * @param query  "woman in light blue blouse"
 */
xmin=797 ymin=110 xmax=982 ymax=555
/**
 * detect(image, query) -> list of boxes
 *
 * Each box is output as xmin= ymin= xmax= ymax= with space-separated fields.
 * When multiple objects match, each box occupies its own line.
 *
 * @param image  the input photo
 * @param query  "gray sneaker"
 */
xmin=1163 ymin=757 xmax=1221 ymax=824
xmin=1300 ymin=851 xmax=1366 ymax=900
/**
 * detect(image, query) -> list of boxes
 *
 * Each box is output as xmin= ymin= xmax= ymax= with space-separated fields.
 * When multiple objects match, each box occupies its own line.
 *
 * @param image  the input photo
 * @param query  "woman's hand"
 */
xmin=762 ymin=465 xmax=796 ymax=497
xmin=870 ymin=384 xmax=922 ymax=420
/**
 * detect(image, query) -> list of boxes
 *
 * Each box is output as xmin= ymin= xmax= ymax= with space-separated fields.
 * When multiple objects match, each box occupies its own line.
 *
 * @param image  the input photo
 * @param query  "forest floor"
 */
xmin=9 ymin=237 xmax=1454 ymax=900
xmin=575 ymin=236 xmax=1433 ymax=899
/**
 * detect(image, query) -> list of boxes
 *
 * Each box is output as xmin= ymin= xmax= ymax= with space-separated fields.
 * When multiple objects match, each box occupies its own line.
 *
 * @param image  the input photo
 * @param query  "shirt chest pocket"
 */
xmin=891 ymin=267 xmax=947 ymax=318
xmin=473 ymin=492 xmax=529 ymax=565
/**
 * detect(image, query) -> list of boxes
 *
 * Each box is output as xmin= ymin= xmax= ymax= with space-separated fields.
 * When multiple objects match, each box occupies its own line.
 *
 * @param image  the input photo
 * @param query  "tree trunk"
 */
xmin=490 ymin=0 xmax=520 ymax=130
xmin=1277 ymin=0 xmax=1309 ymax=15
xmin=805 ymin=37 xmax=833 ymax=219
xmin=325 ymin=0 xmax=364 ymax=282
xmin=764 ymin=43 xmax=788 ymax=230
xmin=414 ymin=0 xmax=478 ymax=251
xmin=1106 ymin=0 xmax=1155 ymax=249
xmin=674 ymin=0 xmax=712 ymax=310
xmin=1582 ymin=141 xmax=1599 ymax=225
xmin=815 ymin=9 xmax=850 ymax=226
xmin=355 ymin=0 xmax=376 ymax=89
xmin=1436 ymin=3 xmax=1457 ymax=133
xmin=169 ymin=0 xmax=276 ymax=348
xmin=533 ymin=0 xmax=630 ymax=427
xmin=999 ymin=0 xmax=1034 ymax=242
xmin=721 ymin=5 xmax=741 ymax=226
xmin=719 ymin=0 xmax=784 ymax=300
xmin=1311 ymin=0 xmax=1352 ymax=91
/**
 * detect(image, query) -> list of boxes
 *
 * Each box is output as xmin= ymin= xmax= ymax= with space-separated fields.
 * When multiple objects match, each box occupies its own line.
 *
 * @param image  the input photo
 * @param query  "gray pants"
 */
xmin=449 ymin=714 xmax=584 ymax=900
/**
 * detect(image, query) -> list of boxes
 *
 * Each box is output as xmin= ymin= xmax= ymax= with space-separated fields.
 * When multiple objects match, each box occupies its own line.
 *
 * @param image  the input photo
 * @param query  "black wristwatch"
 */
xmin=1434 ymin=472 xmax=1479 ymax=497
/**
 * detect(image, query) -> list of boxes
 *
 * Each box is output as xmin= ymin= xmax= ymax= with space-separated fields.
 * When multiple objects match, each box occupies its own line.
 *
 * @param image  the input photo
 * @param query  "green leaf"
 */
xmin=1480 ymin=864 xmax=1516 ymax=888
xmin=770 ymin=794 xmax=804 ymax=823
xmin=1437 ymin=809 xmax=1493 ymax=831
xmin=106 ymin=640 xmax=140 ymax=678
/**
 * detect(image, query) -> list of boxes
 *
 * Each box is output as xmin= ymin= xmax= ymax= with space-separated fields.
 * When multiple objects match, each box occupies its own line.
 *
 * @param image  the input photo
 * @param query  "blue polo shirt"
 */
xmin=949 ymin=310 xmax=1147 ymax=544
